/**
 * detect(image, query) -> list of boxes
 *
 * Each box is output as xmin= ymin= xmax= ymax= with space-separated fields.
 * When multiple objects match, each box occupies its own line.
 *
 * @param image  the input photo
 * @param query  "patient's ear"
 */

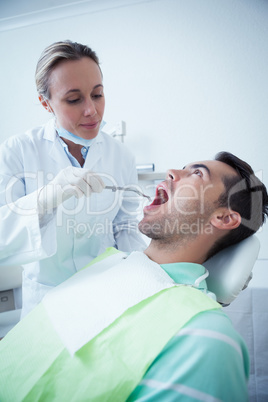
xmin=210 ymin=208 xmax=241 ymax=230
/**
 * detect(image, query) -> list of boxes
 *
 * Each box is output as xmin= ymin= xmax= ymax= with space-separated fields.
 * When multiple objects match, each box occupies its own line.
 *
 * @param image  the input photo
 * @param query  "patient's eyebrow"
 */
xmin=183 ymin=164 xmax=211 ymax=178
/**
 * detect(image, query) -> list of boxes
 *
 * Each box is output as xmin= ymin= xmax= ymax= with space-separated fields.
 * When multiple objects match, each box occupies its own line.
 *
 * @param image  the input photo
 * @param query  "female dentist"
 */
xmin=0 ymin=40 xmax=145 ymax=317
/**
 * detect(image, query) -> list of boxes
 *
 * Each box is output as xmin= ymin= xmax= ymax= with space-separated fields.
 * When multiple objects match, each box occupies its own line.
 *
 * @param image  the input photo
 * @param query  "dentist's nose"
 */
xmin=84 ymin=98 xmax=97 ymax=117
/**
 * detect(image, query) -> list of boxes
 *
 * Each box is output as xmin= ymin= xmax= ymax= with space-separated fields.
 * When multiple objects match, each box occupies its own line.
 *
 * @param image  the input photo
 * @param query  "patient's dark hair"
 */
xmin=207 ymin=151 xmax=268 ymax=259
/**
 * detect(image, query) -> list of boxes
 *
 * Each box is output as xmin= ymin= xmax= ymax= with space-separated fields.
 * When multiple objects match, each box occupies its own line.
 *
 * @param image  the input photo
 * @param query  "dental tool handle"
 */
xmin=105 ymin=186 xmax=151 ymax=201
xmin=105 ymin=185 xmax=124 ymax=192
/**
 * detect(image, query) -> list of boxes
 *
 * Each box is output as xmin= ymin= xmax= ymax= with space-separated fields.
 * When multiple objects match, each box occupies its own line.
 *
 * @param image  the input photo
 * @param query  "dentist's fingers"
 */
xmin=38 ymin=167 xmax=105 ymax=213
xmin=64 ymin=168 xmax=105 ymax=196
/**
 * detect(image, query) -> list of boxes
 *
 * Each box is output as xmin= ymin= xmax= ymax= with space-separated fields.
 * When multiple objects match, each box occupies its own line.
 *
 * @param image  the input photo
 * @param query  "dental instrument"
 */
xmin=105 ymin=185 xmax=151 ymax=202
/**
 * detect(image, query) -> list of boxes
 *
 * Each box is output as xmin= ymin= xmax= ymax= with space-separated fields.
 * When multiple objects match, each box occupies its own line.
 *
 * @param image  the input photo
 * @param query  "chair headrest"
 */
xmin=204 ymin=235 xmax=260 ymax=305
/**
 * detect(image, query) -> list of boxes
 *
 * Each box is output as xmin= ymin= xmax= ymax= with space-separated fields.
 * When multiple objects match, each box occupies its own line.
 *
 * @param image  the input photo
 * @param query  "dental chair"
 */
xmin=204 ymin=235 xmax=260 ymax=305
xmin=0 ymin=264 xmax=22 ymax=338
xmin=205 ymin=235 xmax=265 ymax=401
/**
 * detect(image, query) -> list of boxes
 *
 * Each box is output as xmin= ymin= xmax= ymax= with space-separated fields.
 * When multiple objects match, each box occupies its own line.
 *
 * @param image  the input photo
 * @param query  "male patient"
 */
xmin=0 ymin=152 xmax=267 ymax=402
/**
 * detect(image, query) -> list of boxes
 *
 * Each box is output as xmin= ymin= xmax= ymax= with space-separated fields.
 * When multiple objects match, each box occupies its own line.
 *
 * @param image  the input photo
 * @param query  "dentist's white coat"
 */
xmin=0 ymin=200 xmax=55 ymax=265
xmin=0 ymin=119 xmax=145 ymax=317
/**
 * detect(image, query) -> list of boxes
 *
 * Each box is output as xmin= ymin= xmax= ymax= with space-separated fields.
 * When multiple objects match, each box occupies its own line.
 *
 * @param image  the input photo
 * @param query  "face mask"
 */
xmin=57 ymin=121 xmax=106 ymax=147
xmin=57 ymin=126 xmax=98 ymax=147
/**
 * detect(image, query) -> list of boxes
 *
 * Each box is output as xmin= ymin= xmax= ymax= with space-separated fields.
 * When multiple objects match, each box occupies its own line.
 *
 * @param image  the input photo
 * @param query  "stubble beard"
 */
xmin=139 ymin=202 xmax=214 ymax=246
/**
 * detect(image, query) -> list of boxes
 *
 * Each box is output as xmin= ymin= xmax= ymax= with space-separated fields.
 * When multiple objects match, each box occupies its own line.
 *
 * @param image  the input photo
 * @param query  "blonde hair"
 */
xmin=35 ymin=40 xmax=100 ymax=99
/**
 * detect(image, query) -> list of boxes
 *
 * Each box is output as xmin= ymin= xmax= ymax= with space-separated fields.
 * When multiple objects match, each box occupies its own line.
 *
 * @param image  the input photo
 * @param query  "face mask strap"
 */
xmin=40 ymin=95 xmax=54 ymax=114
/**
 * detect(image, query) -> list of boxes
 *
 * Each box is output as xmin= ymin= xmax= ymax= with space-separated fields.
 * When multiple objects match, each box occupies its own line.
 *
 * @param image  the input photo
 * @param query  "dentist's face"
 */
xmin=47 ymin=57 xmax=105 ymax=139
xmin=138 ymin=160 xmax=238 ymax=240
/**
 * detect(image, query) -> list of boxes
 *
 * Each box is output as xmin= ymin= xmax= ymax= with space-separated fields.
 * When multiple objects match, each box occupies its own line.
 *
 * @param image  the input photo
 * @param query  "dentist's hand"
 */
xmin=38 ymin=166 xmax=105 ymax=213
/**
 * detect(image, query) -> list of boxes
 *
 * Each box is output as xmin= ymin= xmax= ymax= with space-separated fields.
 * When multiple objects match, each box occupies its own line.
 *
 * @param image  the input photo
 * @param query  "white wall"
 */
xmin=0 ymin=0 xmax=268 ymax=263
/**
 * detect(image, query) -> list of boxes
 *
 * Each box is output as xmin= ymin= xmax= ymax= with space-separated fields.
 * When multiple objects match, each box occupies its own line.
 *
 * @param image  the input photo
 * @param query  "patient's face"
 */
xmin=138 ymin=159 xmax=238 ymax=240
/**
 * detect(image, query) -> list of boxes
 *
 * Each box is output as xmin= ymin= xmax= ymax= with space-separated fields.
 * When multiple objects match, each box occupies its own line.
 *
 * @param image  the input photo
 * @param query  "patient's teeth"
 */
xmin=158 ymin=188 xmax=168 ymax=204
xmin=151 ymin=185 xmax=169 ymax=206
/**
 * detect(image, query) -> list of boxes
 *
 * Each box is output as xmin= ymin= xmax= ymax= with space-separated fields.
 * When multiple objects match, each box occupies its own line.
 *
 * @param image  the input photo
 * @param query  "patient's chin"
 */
xmin=138 ymin=219 xmax=151 ymax=237
xmin=138 ymin=219 xmax=162 ymax=240
xmin=138 ymin=219 xmax=147 ymax=235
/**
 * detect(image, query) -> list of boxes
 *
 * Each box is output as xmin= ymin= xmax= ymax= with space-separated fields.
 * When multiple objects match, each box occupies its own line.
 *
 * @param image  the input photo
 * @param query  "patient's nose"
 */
xmin=166 ymin=169 xmax=181 ymax=181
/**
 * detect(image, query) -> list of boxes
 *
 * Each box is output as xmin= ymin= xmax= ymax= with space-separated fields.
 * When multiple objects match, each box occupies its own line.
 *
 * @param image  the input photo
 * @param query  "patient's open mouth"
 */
xmin=151 ymin=185 xmax=169 ymax=206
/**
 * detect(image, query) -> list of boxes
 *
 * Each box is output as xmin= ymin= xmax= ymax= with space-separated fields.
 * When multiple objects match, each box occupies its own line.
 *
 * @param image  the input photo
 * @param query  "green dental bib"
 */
xmin=0 ymin=250 xmax=220 ymax=401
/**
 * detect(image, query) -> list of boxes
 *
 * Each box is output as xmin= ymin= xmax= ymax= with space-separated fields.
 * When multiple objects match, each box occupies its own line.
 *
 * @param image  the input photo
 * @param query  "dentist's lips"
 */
xmin=80 ymin=121 xmax=99 ymax=130
xmin=144 ymin=183 xmax=169 ymax=211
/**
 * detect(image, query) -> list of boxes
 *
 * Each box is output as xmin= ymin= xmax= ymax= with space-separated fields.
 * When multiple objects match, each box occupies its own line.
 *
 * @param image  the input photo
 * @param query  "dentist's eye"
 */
xmin=66 ymin=98 xmax=81 ymax=104
xmin=92 ymin=93 xmax=103 ymax=100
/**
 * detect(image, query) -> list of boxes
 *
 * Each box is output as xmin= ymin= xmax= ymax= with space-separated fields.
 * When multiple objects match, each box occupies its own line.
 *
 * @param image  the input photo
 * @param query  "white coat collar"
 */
xmin=43 ymin=118 xmax=105 ymax=169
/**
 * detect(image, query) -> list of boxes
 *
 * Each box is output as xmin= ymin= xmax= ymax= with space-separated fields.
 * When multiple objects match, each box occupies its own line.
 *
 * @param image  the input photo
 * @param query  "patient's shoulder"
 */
xmin=130 ymin=309 xmax=249 ymax=401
